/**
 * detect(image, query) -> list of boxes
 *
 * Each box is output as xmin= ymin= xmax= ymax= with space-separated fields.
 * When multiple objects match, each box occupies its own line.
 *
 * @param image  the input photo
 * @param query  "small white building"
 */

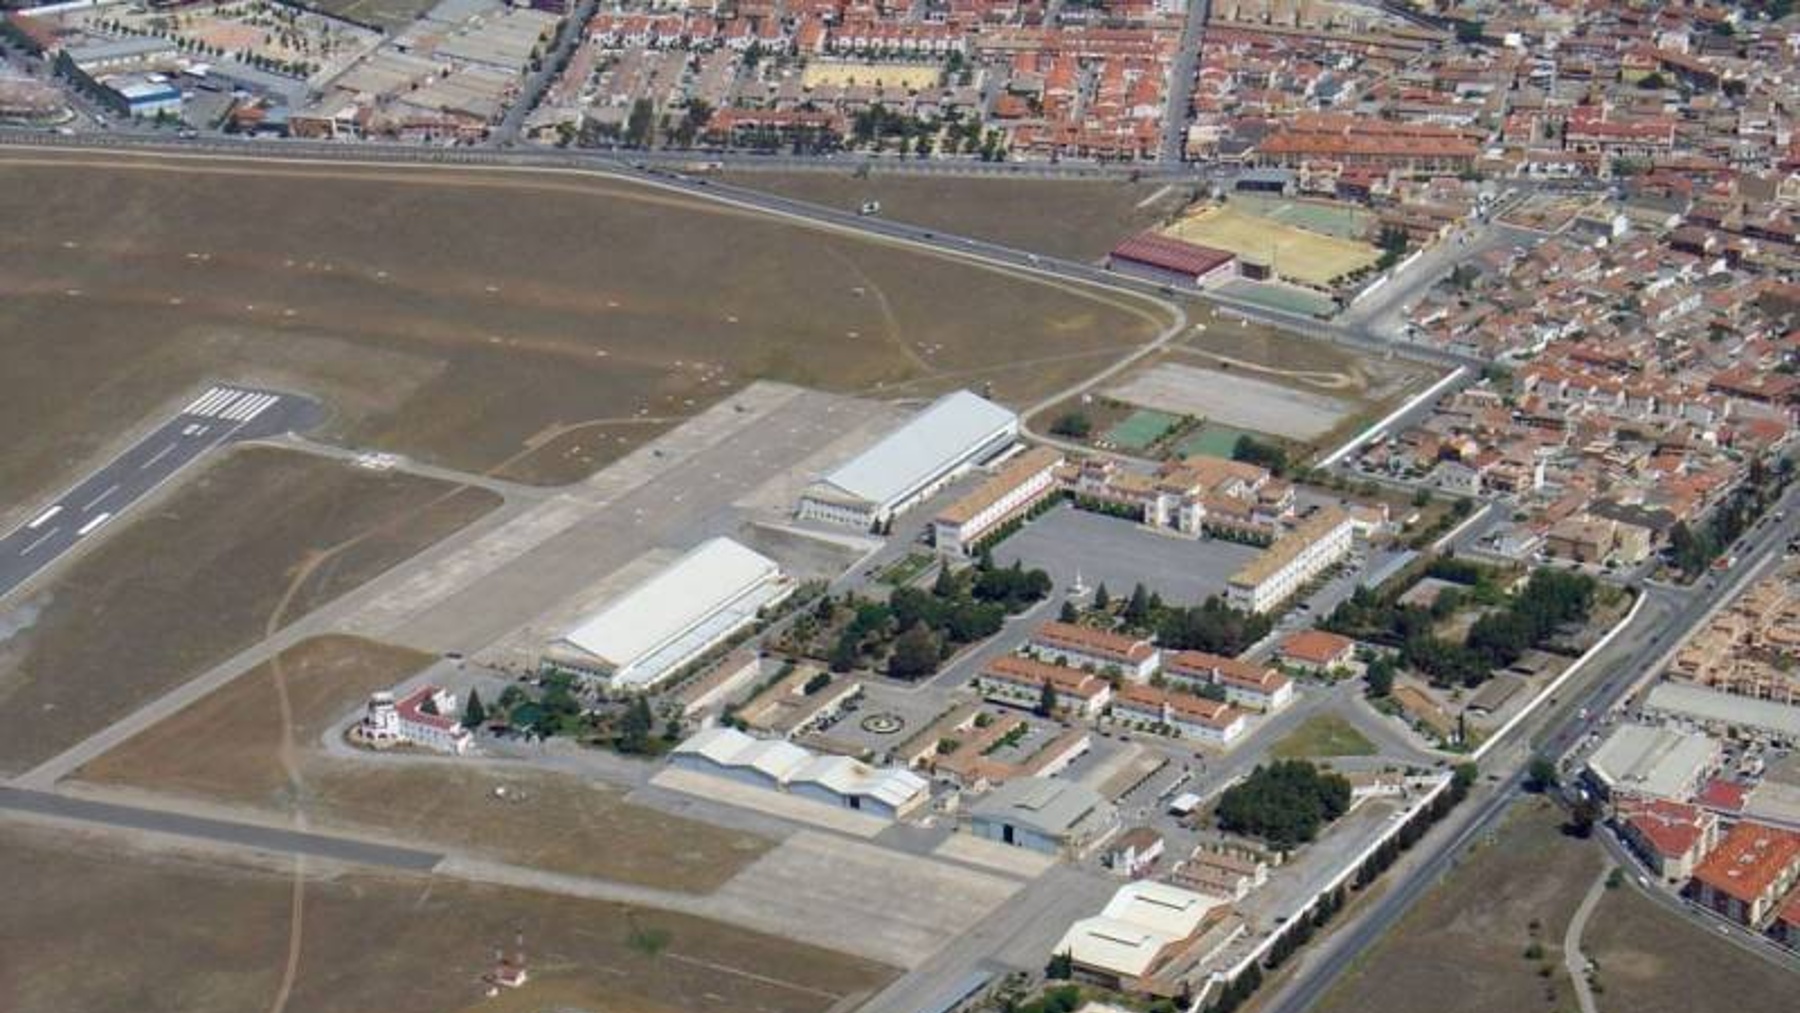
xmin=361 ymin=686 xmax=472 ymax=755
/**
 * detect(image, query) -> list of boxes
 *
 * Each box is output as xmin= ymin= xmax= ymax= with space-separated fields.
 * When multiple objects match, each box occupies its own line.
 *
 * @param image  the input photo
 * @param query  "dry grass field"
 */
xmin=0 ymin=822 xmax=895 ymax=1013
xmin=0 ymin=151 xmax=1167 ymax=508
xmin=1316 ymin=798 xmax=1608 ymax=1013
xmin=0 ymin=447 xmax=499 ymax=777
xmin=801 ymin=62 xmax=941 ymax=90
xmin=1583 ymin=879 xmax=1799 ymax=1013
xmin=718 ymin=170 xmax=1193 ymax=260
xmin=1163 ymin=203 xmax=1380 ymax=288
xmin=75 ymin=635 xmax=774 ymax=891
xmin=305 ymin=0 xmax=439 ymax=32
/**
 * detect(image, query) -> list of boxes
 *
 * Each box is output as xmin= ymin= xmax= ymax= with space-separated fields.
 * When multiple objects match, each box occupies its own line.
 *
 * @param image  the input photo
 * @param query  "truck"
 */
xmin=858 ymin=200 xmax=881 ymax=216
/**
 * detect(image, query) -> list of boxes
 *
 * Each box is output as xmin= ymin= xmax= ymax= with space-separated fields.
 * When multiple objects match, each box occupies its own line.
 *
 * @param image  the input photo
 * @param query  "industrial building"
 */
xmin=967 ymin=776 xmax=1117 ymax=855
xmin=798 ymin=389 xmax=1019 ymax=529
xmin=542 ymin=537 xmax=790 ymax=693
xmin=1053 ymin=880 xmax=1240 ymax=996
xmin=670 ymin=726 xmax=928 ymax=818
xmin=1583 ymin=723 xmax=1721 ymax=801
xmin=1643 ymin=681 xmax=1800 ymax=745
xmin=1107 ymin=232 xmax=1239 ymax=287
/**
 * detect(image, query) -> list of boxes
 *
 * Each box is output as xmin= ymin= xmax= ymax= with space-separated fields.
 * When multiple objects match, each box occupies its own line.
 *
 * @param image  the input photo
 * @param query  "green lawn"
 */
xmin=878 ymin=553 xmax=937 ymax=587
xmin=1176 ymin=423 xmax=1250 ymax=460
xmin=1271 ymin=714 xmax=1378 ymax=759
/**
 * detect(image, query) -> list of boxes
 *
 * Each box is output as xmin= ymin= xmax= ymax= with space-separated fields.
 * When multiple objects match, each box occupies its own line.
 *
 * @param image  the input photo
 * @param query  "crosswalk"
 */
xmin=182 ymin=386 xmax=280 ymax=423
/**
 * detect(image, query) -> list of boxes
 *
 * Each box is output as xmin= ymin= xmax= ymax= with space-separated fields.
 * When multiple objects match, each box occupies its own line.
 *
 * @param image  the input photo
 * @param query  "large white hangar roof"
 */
xmin=557 ymin=537 xmax=781 ymax=683
xmin=812 ymin=390 xmax=1017 ymax=508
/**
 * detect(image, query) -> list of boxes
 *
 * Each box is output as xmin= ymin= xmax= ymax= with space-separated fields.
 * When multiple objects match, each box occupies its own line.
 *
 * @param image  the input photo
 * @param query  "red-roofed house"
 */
xmin=1163 ymin=650 xmax=1294 ymax=712
xmin=1276 ymin=630 xmax=1357 ymax=676
xmin=975 ymin=655 xmax=1114 ymax=718
xmin=1615 ymin=796 xmax=1721 ymax=882
xmin=1029 ymin=621 xmax=1160 ymax=681
xmin=1689 ymin=822 xmax=1800 ymax=927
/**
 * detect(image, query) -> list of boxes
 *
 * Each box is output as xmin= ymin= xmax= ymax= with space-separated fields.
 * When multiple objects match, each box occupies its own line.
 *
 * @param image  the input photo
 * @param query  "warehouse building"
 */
xmin=1054 ymin=880 xmax=1238 ymax=995
xmin=798 ymin=390 xmax=1019 ymax=530
xmin=542 ymin=538 xmax=791 ymax=693
xmin=967 ymin=776 xmax=1117 ymax=856
xmin=671 ymin=726 xmax=928 ymax=818
xmin=932 ymin=445 xmax=1064 ymax=556
xmin=1107 ymin=232 xmax=1239 ymax=288
xmin=1583 ymin=723 xmax=1721 ymax=801
xmin=1226 ymin=506 xmax=1354 ymax=614
xmin=1643 ymin=681 xmax=1800 ymax=746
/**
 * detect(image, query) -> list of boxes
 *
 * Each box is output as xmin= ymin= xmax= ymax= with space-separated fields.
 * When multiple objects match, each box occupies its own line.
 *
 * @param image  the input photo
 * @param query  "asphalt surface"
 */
xmin=0 ymin=786 xmax=443 ymax=871
xmin=0 ymin=384 xmax=319 ymax=604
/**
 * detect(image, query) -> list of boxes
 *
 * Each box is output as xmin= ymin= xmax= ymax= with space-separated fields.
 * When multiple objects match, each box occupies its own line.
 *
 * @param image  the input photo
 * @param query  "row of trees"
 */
xmin=1667 ymin=454 xmax=1792 ymax=579
xmin=1069 ymin=580 xmax=1273 ymax=658
xmin=1215 ymin=760 xmax=1352 ymax=850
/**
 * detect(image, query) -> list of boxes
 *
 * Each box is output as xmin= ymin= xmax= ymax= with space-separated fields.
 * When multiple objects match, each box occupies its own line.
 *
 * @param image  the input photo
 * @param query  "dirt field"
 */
xmin=0 ymin=151 xmax=1166 ymax=510
xmin=1163 ymin=203 xmax=1379 ymax=288
xmin=1583 ymin=879 xmax=1799 ymax=1013
xmin=307 ymin=0 xmax=438 ymax=32
xmin=1106 ymin=360 xmax=1354 ymax=441
xmin=801 ymin=62 xmax=941 ymax=89
xmin=0 ymin=447 xmax=500 ymax=777
xmin=717 ymin=170 xmax=1192 ymax=260
xmin=1316 ymin=798 xmax=1608 ymax=1013
xmin=75 ymin=635 xmax=774 ymax=891
xmin=0 ymin=821 xmax=895 ymax=1013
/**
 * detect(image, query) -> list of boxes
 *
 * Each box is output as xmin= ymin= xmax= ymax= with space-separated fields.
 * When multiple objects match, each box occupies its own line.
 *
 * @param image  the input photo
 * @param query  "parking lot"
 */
xmin=995 ymin=504 xmax=1263 ymax=605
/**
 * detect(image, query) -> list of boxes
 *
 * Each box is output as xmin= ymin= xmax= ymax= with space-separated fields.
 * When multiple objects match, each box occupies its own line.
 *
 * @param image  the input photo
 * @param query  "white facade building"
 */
xmin=360 ymin=686 xmax=472 ymax=755
xmin=1226 ymin=507 xmax=1354 ymax=614
xmin=798 ymin=389 xmax=1019 ymax=529
xmin=932 ymin=446 xmax=1063 ymax=556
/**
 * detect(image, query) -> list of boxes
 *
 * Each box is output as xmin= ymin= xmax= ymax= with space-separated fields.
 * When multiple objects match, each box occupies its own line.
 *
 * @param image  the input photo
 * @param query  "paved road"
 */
xmin=0 ymin=786 xmax=442 ymax=871
xmin=0 ymin=384 xmax=319 ymax=604
xmin=1159 ymin=0 xmax=1212 ymax=164
xmin=1563 ymin=862 xmax=1613 ymax=1013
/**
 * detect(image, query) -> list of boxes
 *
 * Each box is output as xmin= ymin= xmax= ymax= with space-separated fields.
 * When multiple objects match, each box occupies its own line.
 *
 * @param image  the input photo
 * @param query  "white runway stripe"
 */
xmin=188 ymin=388 xmax=238 ymax=416
xmin=226 ymin=393 xmax=278 ymax=422
xmin=183 ymin=387 xmax=227 ymax=414
xmin=209 ymin=391 xmax=253 ymax=419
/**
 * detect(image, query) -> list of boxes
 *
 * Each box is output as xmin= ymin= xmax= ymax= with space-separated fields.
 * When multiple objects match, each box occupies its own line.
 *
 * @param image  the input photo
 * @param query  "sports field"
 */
xmin=1105 ymin=408 xmax=1180 ymax=450
xmin=0 ymin=151 xmax=1167 ymax=508
xmin=1175 ymin=422 xmax=1250 ymax=459
xmin=1163 ymin=204 xmax=1380 ymax=288
xmin=802 ymin=62 xmax=940 ymax=90
xmin=1229 ymin=194 xmax=1376 ymax=240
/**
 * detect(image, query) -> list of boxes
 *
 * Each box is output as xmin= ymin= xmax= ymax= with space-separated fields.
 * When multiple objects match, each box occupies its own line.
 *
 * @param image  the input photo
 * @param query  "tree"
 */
xmin=419 ymin=694 xmax=440 ymax=716
xmin=1045 ymin=950 xmax=1073 ymax=980
xmin=1124 ymin=583 xmax=1152 ymax=626
xmin=1050 ymin=411 xmax=1092 ymax=438
xmin=461 ymin=688 xmax=487 ymax=729
xmin=1059 ymin=600 xmax=1080 ymax=623
xmin=1215 ymin=760 xmax=1353 ymax=850
xmin=624 ymin=98 xmax=655 ymax=147
xmin=888 ymin=622 xmax=941 ymax=680
xmin=1526 ymin=755 xmax=1559 ymax=793
xmin=1037 ymin=679 xmax=1059 ymax=717
xmin=1094 ymin=583 xmax=1112 ymax=610
xmin=1232 ymin=434 xmax=1290 ymax=476
xmin=1637 ymin=71 xmax=1668 ymax=90
xmin=1364 ymin=657 xmax=1395 ymax=698
xmin=617 ymin=696 xmax=654 ymax=754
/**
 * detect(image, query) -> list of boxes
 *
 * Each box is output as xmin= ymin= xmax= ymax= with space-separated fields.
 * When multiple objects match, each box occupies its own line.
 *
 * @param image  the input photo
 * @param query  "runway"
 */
xmin=0 ymin=384 xmax=320 ymax=603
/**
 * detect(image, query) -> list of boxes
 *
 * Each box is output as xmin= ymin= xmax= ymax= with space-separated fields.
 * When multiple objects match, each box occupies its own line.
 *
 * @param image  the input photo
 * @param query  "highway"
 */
xmin=0 ymin=786 xmax=443 ymax=872
xmin=0 ymin=385 xmax=319 ymax=604
xmin=1262 ymin=479 xmax=1800 ymax=1012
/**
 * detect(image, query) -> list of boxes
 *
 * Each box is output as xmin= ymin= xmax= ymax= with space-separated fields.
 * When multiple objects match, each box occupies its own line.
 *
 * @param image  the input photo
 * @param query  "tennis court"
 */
xmin=1176 ymin=423 xmax=1251 ymax=460
xmin=1105 ymin=409 xmax=1179 ymax=450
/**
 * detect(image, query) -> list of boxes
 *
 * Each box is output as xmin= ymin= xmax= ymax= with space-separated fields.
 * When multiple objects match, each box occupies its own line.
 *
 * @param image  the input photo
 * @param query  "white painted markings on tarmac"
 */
xmin=81 ymin=484 xmax=118 ymax=512
xmin=26 ymin=505 xmax=61 ymax=530
xmin=182 ymin=386 xmax=280 ymax=423
xmin=76 ymin=513 xmax=112 ymax=537
xmin=19 ymin=529 xmax=59 ymax=556
xmin=140 ymin=443 xmax=178 ymax=470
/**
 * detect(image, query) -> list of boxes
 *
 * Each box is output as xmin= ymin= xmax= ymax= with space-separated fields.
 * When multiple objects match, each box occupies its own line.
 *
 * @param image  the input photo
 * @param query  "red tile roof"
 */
xmin=1110 ymin=232 xmax=1236 ymax=279
xmin=1692 ymin=822 xmax=1800 ymax=905
xmin=1278 ymin=630 xmax=1355 ymax=666
xmin=1032 ymin=621 xmax=1156 ymax=665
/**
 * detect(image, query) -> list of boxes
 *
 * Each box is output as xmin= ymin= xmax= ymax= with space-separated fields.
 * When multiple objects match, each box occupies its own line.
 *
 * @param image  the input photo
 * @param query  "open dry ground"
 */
xmin=0 ymin=447 xmax=500 ymax=777
xmin=0 ymin=151 xmax=1167 ymax=512
xmin=717 ymin=170 xmax=1192 ymax=260
xmin=74 ymin=634 xmax=773 ymax=891
xmin=0 ymin=821 xmax=895 ymax=1013
xmin=1315 ymin=798 xmax=1608 ymax=1013
xmin=1584 ymin=878 xmax=1798 ymax=1013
